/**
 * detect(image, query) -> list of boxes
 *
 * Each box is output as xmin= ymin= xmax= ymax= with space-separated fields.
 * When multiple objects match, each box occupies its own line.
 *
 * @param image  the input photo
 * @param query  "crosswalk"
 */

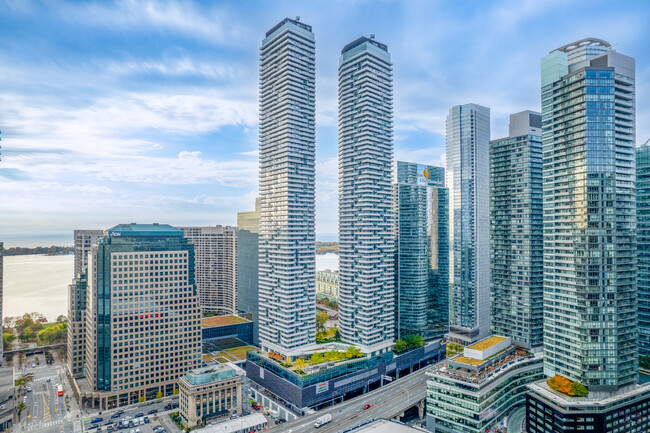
xmin=25 ymin=419 xmax=64 ymax=431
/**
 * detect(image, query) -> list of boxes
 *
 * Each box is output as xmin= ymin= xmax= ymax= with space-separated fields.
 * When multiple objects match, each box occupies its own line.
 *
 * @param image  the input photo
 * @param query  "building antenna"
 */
xmin=295 ymin=16 xmax=300 ymax=21
xmin=370 ymin=34 xmax=375 ymax=40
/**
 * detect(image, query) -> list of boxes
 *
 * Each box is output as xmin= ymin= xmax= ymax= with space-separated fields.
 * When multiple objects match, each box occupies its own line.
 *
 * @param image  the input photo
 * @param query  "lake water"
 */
xmin=3 ymin=254 xmax=73 ymax=322
xmin=316 ymin=253 xmax=338 ymax=271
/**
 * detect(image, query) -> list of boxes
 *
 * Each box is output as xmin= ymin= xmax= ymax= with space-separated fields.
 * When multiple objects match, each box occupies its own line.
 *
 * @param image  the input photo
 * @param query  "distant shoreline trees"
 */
xmin=3 ymin=246 xmax=73 ymax=256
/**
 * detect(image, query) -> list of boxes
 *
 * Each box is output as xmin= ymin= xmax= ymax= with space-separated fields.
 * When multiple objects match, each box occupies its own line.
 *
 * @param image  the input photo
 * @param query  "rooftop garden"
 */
xmin=268 ymin=345 xmax=364 ymax=375
xmin=393 ymin=334 xmax=424 ymax=354
xmin=547 ymin=375 xmax=589 ymax=397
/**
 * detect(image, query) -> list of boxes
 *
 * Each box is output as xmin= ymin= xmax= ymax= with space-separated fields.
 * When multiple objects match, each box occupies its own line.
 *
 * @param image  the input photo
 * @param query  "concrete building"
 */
xmin=202 ymin=315 xmax=254 ymax=349
xmin=192 ymin=413 xmax=267 ymax=433
xmin=68 ymin=230 xmax=102 ymax=378
xmin=426 ymin=337 xmax=544 ymax=433
xmin=0 ymin=368 xmax=14 ymax=432
xmin=181 ymin=226 xmax=237 ymax=315
xmin=74 ymin=230 xmax=102 ymax=276
xmin=258 ymin=17 xmax=317 ymax=356
xmin=637 ymin=143 xmax=650 ymax=355
xmin=394 ymin=162 xmax=449 ymax=341
xmin=237 ymin=199 xmax=260 ymax=346
xmin=178 ymin=365 xmax=243 ymax=428
xmin=489 ymin=111 xmax=544 ymax=350
xmin=446 ymin=104 xmax=490 ymax=346
xmin=338 ymin=36 xmax=395 ymax=354
xmin=315 ymin=270 xmax=339 ymax=301
xmin=72 ymin=223 xmax=202 ymax=409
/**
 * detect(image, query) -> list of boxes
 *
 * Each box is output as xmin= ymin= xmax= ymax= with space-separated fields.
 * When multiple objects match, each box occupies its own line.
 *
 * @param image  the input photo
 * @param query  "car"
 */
xmin=164 ymin=404 xmax=171 ymax=411
xmin=91 ymin=418 xmax=104 ymax=424
xmin=88 ymin=424 xmax=99 ymax=430
xmin=105 ymin=421 xmax=113 ymax=426
xmin=26 ymin=386 xmax=32 ymax=392
xmin=135 ymin=413 xmax=143 ymax=418
xmin=113 ymin=426 xmax=118 ymax=432
xmin=253 ymin=405 xmax=261 ymax=410
xmin=111 ymin=413 xmax=120 ymax=419
xmin=171 ymin=403 xmax=178 ymax=409
xmin=46 ymin=378 xmax=51 ymax=382
xmin=22 ymin=397 xmax=27 ymax=403
xmin=122 ymin=416 xmax=131 ymax=422
xmin=143 ymin=417 xmax=150 ymax=424
xmin=129 ymin=429 xmax=135 ymax=433
xmin=135 ymin=429 xmax=140 ymax=433
xmin=363 ymin=404 xmax=371 ymax=410
xmin=133 ymin=420 xmax=139 ymax=427
xmin=147 ymin=409 xmax=158 ymax=415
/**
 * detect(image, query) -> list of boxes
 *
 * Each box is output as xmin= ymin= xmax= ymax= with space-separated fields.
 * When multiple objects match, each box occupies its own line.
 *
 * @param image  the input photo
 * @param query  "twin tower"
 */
xmin=258 ymin=18 xmax=395 ymax=356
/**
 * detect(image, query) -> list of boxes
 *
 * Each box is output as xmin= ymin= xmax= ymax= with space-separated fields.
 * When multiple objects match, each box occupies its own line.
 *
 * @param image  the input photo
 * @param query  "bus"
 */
xmin=57 ymin=384 xmax=63 ymax=396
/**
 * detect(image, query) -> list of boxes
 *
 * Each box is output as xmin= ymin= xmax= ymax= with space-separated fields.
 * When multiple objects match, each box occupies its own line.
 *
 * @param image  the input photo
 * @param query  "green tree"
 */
xmin=172 ymin=388 xmax=179 ymax=395
xmin=569 ymin=381 xmax=589 ymax=397
xmin=2 ymin=333 xmax=16 ymax=350
xmin=315 ymin=312 xmax=329 ymax=332
xmin=17 ymin=402 xmax=26 ymax=419
xmin=14 ymin=376 xmax=27 ymax=387
xmin=393 ymin=340 xmax=408 ymax=354
xmin=156 ymin=391 xmax=163 ymax=399
xmin=640 ymin=355 xmax=650 ymax=371
xmin=308 ymin=353 xmax=324 ymax=365
xmin=345 ymin=346 xmax=362 ymax=359
xmin=139 ymin=396 xmax=146 ymax=403
xmin=56 ymin=315 xmax=67 ymax=323
xmin=294 ymin=359 xmax=307 ymax=370
xmin=316 ymin=332 xmax=326 ymax=343
xmin=404 ymin=334 xmax=424 ymax=350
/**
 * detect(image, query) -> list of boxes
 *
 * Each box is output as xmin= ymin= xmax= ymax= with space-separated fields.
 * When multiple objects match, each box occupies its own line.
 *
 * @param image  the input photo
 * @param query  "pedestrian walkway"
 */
xmin=25 ymin=419 xmax=64 ymax=431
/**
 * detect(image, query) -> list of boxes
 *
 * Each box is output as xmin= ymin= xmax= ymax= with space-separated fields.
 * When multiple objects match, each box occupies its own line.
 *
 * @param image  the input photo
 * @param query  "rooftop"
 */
xmin=202 ymin=315 xmax=250 ymax=328
xmin=183 ymin=364 xmax=238 ymax=386
xmin=467 ymin=336 xmax=507 ymax=351
xmin=265 ymin=17 xmax=312 ymax=38
xmin=341 ymin=36 xmax=388 ymax=55
xmin=106 ymin=223 xmax=182 ymax=237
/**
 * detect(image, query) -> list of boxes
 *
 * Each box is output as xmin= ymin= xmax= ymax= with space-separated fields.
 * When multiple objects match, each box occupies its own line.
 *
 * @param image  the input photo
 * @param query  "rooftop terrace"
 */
xmin=202 ymin=315 xmax=250 ymax=328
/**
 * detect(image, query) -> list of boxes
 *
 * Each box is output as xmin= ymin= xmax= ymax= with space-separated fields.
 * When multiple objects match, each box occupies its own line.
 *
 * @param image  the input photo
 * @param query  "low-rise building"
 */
xmin=0 ymin=367 xmax=14 ymax=432
xmin=178 ymin=365 xmax=243 ymax=428
xmin=202 ymin=315 xmax=254 ymax=348
xmin=526 ymin=381 xmax=650 ymax=433
xmin=426 ymin=336 xmax=544 ymax=433
xmin=192 ymin=413 xmax=267 ymax=433
xmin=316 ymin=270 xmax=339 ymax=301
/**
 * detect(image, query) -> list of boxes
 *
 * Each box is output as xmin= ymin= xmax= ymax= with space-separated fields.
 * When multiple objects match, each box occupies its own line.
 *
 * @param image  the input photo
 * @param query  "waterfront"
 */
xmin=316 ymin=252 xmax=338 ymax=271
xmin=3 ymin=254 xmax=73 ymax=321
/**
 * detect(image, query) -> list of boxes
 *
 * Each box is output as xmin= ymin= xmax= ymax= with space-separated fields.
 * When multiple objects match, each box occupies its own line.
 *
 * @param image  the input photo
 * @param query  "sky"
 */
xmin=1 ymin=0 xmax=649 ymax=242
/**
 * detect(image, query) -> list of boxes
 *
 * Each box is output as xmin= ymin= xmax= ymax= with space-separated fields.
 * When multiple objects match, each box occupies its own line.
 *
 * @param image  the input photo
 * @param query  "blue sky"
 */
xmin=1 ymin=0 xmax=649 ymax=240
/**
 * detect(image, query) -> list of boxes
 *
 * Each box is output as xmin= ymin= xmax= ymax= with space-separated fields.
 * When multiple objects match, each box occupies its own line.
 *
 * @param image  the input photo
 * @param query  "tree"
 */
xmin=308 ymin=353 xmax=324 ymax=365
xmin=324 ymin=350 xmax=340 ymax=362
xmin=404 ymin=335 xmax=424 ymax=350
xmin=17 ymin=402 xmax=26 ymax=419
xmin=14 ymin=376 xmax=27 ymax=387
xmin=315 ymin=312 xmax=329 ymax=332
xmin=172 ymin=388 xmax=179 ymax=395
xmin=294 ymin=359 xmax=307 ymax=370
xmin=393 ymin=340 xmax=408 ymax=354
xmin=316 ymin=332 xmax=326 ymax=343
xmin=139 ymin=396 xmax=146 ymax=403
xmin=156 ymin=391 xmax=163 ymax=399
xmin=2 ymin=333 xmax=16 ymax=350
xmin=56 ymin=315 xmax=67 ymax=324
xmin=641 ymin=355 xmax=650 ymax=371
xmin=345 ymin=346 xmax=362 ymax=359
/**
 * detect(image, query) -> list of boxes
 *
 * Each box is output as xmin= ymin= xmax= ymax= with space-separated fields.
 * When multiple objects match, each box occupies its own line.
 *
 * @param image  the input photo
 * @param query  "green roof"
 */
xmin=107 ymin=223 xmax=182 ymax=237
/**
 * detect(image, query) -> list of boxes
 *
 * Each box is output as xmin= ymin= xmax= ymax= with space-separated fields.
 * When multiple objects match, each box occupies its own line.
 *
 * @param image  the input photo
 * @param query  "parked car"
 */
xmin=143 ymin=417 xmax=150 ymax=424
xmin=91 ymin=418 xmax=103 ymax=424
xmin=164 ymin=404 xmax=171 ymax=411
xmin=171 ymin=403 xmax=178 ymax=409
xmin=122 ymin=416 xmax=131 ymax=422
xmin=134 ymin=413 xmax=143 ymax=418
xmin=147 ymin=409 xmax=158 ymax=415
xmin=112 ymin=425 xmax=118 ymax=431
xmin=26 ymin=386 xmax=32 ymax=392
xmin=88 ymin=424 xmax=99 ymax=430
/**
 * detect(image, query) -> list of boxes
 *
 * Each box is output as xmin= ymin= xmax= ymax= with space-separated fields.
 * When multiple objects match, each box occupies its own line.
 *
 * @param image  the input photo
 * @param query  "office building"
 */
xmin=394 ymin=161 xmax=449 ymax=340
xmin=338 ymin=36 xmax=395 ymax=354
xmin=426 ymin=337 xmax=544 ymax=433
xmin=74 ymin=230 xmax=103 ymax=276
xmin=237 ymin=199 xmax=260 ymax=346
xmin=181 ymin=226 xmax=237 ymax=315
xmin=489 ymin=111 xmax=544 ymax=350
xmin=539 ymin=38 xmax=636 ymax=396
xmin=0 ymin=368 xmax=13 ymax=431
xmin=202 ymin=315 xmax=255 ymax=350
xmin=638 ymin=143 xmax=650 ymax=355
xmin=446 ymin=103 xmax=490 ymax=346
xmin=73 ymin=223 xmax=201 ymax=409
xmin=315 ymin=270 xmax=339 ymax=301
xmin=178 ymin=365 xmax=243 ymax=427
xmin=0 ymin=243 xmax=2 ymax=362
xmin=68 ymin=230 xmax=102 ymax=378
xmin=258 ymin=17 xmax=316 ymax=356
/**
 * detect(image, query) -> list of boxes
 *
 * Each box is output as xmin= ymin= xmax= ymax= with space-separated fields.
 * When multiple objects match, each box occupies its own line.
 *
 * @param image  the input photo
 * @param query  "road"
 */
xmin=277 ymin=366 xmax=430 ymax=433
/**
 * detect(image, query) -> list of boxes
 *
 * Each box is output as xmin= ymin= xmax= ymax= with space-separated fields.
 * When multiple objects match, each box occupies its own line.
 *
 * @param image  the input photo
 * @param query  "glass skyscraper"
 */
xmin=446 ymin=103 xmax=490 ymax=346
xmin=237 ymin=198 xmax=260 ymax=346
xmin=540 ymin=38 xmax=636 ymax=395
xmin=338 ymin=36 xmax=395 ymax=354
xmin=394 ymin=161 xmax=448 ymax=341
xmin=258 ymin=18 xmax=316 ymax=356
xmin=489 ymin=111 xmax=544 ymax=350
xmin=637 ymin=144 xmax=650 ymax=356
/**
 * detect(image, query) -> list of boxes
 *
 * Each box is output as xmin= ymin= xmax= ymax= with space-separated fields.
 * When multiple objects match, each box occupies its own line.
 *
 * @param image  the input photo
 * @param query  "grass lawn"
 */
xmin=224 ymin=346 xmax=255 ymax=360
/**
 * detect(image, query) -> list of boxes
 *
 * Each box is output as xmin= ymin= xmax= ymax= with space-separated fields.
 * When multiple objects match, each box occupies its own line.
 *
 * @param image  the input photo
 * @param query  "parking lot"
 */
xmin=86 ymin=414 xmax=169 ymax=433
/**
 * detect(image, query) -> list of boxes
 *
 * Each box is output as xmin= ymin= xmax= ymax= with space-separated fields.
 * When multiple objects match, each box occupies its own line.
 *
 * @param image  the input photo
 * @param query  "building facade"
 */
xmin=426 ymin=337 xmax=544 ymax=433
xmin=258 ymin=18 xmax=317 ymax=356
xmin=446 ymin=104 xmax=491 ymax=346
xmin=68 ymin=229 xmax=103 ymax=378
xmin=0 ymin=242 xmax=2 ymax=362
xmin=394 ymin=162 xmax=449 ymax=341
xmin=489 ymin=111 xmax=544 ymax=350
xmin=74 ymin=224 xmax=201 ymax=409
xmin=540 ymin=39 xmax=637 ymax=395
xmin=338 ymin=36 xmax=395 ymax=354
xmin=637 ymin=144 xmax=650 ymax=356
xmin=237 ymin=199 xmax=260 ymax=346
xmin=178 ymin=365 xmax=243 ymax=428
xmin=315 ymin=270 xmax=339 ymax=301
xmin=181 ymin=226 xmax=237 ymax=315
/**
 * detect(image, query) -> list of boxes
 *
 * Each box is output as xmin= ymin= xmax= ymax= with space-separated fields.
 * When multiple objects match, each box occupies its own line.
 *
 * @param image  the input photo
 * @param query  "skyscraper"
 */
xmin=0 ymin=242 xmax=3 ymax=362
xmin=446 ymin=103 xmax=490 ymax=346
xmin=181 ymin=226 xmax=237 ymax=315
xmin=539 ymin=38 xmax=636 ymax=395
xmin=68 ymin=229 xmax=102 ymax=378
xmin=77 ymin=224 xmax=201 ymax=409
xmin=490 ymin=111 xmax=544 ymax=350
xmin=338 ymin=36 xmax=395 ymax=354
xmin=258 ymin=18 xmax=316 ymax=356
xmin=74 ymin=229 xmax=103 ymax=276
xmin=637 ymin=143 xmax=650 ymax=356
xmin=237 ymin=199 xmax=260 ymax=346
xmin=394 ymin=161 xmax=448 ymax=340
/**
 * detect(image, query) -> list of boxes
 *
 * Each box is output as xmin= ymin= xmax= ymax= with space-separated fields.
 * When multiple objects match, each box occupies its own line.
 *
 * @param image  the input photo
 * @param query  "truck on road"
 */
xmin=314 ymin=413 xmax=332 ymax=428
